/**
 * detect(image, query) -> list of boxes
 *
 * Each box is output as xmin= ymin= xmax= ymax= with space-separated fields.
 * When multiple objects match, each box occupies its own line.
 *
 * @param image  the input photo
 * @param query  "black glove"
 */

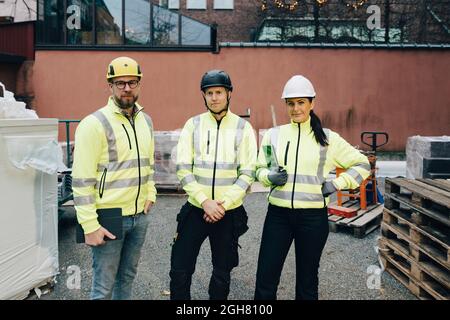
xmin=322 ymin=181 xmax=337 ymax=197
xmin=268 ymin=167 xmax=288 ymax=186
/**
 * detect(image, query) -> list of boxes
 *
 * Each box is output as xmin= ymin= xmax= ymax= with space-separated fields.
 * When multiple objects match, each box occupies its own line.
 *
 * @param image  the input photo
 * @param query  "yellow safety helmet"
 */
xmin=106 ymin=56 xmax=143 ymax=80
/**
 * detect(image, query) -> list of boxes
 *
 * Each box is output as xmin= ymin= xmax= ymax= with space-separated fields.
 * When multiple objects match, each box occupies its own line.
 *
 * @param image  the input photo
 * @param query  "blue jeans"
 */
xmin=90 ymin=213 xmax=150 ymax=300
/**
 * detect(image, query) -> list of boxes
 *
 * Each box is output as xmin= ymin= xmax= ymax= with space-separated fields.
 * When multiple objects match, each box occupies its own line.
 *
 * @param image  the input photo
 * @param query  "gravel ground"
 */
xmin=34 ymin=179 xmax=416 ymax=300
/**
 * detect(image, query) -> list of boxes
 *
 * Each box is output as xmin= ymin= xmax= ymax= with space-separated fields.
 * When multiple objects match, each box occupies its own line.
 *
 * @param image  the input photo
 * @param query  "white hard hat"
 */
xmin=281 ymin=75 xmax=316 ymax=99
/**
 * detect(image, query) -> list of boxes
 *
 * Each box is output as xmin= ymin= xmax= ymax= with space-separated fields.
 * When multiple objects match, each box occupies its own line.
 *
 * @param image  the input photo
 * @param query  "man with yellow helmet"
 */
xmin=72 ymin=57 xmax=156 ymax=299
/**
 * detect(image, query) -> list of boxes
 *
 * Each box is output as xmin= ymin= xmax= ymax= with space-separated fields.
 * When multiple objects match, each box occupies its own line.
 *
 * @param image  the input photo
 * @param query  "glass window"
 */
xmin=152 ymin=5 xmax=179 ymax=45
xmin=181 ymin=16 xmax=210 ymax=45
xmin=67 ymin=0 xmax=93 ymax=45
xmin=168 ymin=0 xmax=180 ymax=9
xmin=214 ymin=0 xmax=233 ymax=10
xmin=186 ymin=0 xmax=206 ymax=10
xmin=125 ymin=0 xmax=150 ymax=45
xmin=96 ymin=0 xmax=123 ymax=45
xmin=37 ymin=0 xmax=65 ymax=44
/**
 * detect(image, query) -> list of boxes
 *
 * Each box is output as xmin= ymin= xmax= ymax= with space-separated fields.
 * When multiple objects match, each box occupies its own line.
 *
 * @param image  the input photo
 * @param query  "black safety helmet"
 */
xmin=200 ymin=70 xmax=233 ymax=92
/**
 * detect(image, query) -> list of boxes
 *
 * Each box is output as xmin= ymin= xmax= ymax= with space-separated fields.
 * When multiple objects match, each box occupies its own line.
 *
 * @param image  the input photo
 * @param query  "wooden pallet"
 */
xmin=381 ymin=219 xmax=450 ymax=272
xmin=382 ymin=207 xmax=450 ymax=267
xmin=384 ymin=178 xmax=450 ymax=227
xmin=328 ymin=201 xmax=384 ymax=238
xmin=380 ymin=250 xmax=448 ymax=300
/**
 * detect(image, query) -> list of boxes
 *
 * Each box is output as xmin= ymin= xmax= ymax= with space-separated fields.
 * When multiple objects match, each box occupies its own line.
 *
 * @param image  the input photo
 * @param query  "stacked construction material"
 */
xmin=379 ymin=178 xmax=450 ymax=300
xmin=154 ymin=131 xmax=181 ymax=190
xmin=406 ymin=136 xmax=450 ymax=179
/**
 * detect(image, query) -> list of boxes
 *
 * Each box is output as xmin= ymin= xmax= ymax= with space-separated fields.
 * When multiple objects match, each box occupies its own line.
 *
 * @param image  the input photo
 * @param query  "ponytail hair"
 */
xmin=309 ymin=108 xmax=328 ymax=147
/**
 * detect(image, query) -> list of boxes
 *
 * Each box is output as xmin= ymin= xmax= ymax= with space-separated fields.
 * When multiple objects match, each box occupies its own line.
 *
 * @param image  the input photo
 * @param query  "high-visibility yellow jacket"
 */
xmin=177 ymin=110 xmax=257 ymax=210
xmin=257 ymin=117 xmax=370 ymax=209
xmin=72 ymin=97 xmax=157 ymax=234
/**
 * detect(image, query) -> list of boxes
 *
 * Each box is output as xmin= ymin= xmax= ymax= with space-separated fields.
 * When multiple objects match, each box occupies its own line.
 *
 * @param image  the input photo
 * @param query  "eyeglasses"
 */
xmin=113 ymin=80 xmax=140 ymax=90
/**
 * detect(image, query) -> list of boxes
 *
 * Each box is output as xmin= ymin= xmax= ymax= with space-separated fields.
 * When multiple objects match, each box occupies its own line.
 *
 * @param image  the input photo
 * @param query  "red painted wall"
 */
xmin=33 ymin=48 xmax=450 ymax=151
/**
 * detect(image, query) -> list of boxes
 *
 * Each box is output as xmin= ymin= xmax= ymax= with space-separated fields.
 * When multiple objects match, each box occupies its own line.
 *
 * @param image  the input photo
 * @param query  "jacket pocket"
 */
xmin=232 ymin=206 xmax=249 ymax=239
xmin=98 ymin=168 xmax=107 ymax=199
xmin=176 ymin=202 xmax=192 ymax=234
xmin=122 ymin=124 xmax=132 ymax=150
xmin=284 ymin=141 xmax=290 ymax=166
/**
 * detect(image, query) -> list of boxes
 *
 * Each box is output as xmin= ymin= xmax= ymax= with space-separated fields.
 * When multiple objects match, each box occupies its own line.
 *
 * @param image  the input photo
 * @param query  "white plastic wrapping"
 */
xmin=0 ymin=82 xmax=38 ymax=119
xmin=4 ymin=135 xmax=68 ymax=174
xmin=0 ymin=119 xmax=59 ymax=299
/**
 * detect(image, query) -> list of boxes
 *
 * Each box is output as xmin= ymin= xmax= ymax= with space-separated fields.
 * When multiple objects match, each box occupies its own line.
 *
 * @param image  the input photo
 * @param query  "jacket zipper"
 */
xmin=292 ymin=124 xmax=301 ymax=209
xmin=126 ymin=109 xmax=142 ymax=215
xmin=284 ymin=141 xmax=290 ymax=166
xmin=207 ymin=130 xmax=210 ymax=154
xmin=212 ymin=120 xmax=221 ymax=200
xmin=122 ymin=124 xmax=132 ymax=150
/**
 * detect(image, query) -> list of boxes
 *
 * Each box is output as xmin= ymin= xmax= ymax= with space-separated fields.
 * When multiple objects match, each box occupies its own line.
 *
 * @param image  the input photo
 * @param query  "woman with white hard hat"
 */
xmin=254 ymin=75 xmax=370 ymax=300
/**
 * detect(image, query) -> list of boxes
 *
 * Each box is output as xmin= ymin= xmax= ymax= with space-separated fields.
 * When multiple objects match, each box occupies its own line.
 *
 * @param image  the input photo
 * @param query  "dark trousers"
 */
xmin=255 ymin=204 xmax=329 ymax=300
xmin=170 ymin=202 xmax=243 ymax=300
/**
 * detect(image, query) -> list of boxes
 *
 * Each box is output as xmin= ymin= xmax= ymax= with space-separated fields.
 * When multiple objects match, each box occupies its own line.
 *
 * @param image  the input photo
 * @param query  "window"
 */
xmin=181 ymin=16 xmax=211 ymax=45
xmin=37 ymin=0 xmax=216 ymax=49
xmin=37 ymin=0 xmax=64 ymax=44
xmin=186 ymin=0 xmax=206 ymax=10
xmin=153 ymin=5 xmax=179 ymax=45
xmin=96 ymin=0 xmax=123 ymax=45
xmin=168 ymin=0 xmax=180 ymax=9
xmin=125 ymin=0 xmax=150 ymax=45
xmin=214 ymin=0 xmax=233 ymax=10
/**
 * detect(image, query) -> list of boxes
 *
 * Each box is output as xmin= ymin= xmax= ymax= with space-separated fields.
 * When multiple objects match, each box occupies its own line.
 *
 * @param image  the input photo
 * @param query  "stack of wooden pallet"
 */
xmin=379 ymin=178 xmax=450 ymax=300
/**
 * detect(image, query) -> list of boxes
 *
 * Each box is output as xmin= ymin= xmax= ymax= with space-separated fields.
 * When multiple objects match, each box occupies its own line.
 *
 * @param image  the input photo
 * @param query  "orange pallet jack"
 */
xmin=327 ymin=132 xmax=388 ymax=218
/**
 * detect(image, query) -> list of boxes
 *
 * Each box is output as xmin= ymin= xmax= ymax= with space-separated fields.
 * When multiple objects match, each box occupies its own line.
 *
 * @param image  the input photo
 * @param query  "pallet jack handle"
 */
xmin=361 ymin=131 xmax=389 ymax=152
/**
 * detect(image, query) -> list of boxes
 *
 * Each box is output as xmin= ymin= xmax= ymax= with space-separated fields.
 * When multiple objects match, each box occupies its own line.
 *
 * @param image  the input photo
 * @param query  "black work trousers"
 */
xmin=170 ymin=202 xmax=247 ymax=300
xmin=255 ymin=204 xmax=329 ymax=300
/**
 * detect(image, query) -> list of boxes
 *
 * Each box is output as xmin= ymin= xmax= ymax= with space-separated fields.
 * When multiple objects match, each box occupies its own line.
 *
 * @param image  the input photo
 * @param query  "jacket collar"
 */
xmin=206 ymin=109 xmax=234 ymax=123
xmin=107 ymin=96 xmax=143 ymax=116
xmin=290 ymin=116 xmax=311 ymax=130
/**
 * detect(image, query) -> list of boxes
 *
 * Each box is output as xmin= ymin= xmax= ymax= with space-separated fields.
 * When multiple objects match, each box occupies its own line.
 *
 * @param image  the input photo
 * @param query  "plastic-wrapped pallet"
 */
xmin=154 ymin=130 xmax=181 ymax=188
xmin=406 ymin=136 xmax=450 ymax=179
xmin=0 ymin=119 xmax=64 ymax=299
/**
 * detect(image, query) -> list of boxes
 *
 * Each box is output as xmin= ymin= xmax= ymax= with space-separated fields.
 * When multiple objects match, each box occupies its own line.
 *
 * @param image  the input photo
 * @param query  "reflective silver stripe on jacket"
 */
xmin=181 ymin=174 xmax=196 ymax=187
xmin=100 ymin=174 xmax=152 ymax=190
xmin=193 ymin=161 xmax=238 ymax=170
xmin=97 ymin=158 xmax=151 ymax=172
xmin=195 ymin=176 xmax=236 ymax=186
xmin=74 ymin=195 xmax=95 ymax=206
xmin=317 ymin=129 xmax=330 ymax=183
xmin=270 ymin=190 xmax=324 ymax=202
xmin=286 ymin=174 xmax=321 ymax=185
xmin=142 ymin=112 xmax=153 ymax=133
xmin=234 ymin=118 xmax=247 ymax=163
xmin=93 ymin=111 xmax=118 ymax=162
xmin=235 ymin=177 xmax=251 ymax=190
xmin=344 ymin=162 xmax=370 ymax=184
xmin=192 ymin=116 xmax=201 ymax=160
xmin=72 ymin=178 xmax=97 ymax=188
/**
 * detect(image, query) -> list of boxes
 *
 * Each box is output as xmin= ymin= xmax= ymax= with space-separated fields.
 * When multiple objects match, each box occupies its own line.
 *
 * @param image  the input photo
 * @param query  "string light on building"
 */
xmin=273 ymin=0 xmax=299 ymax=11
xmin=316 ymin=0 xmax=329 ymax=6
xmin=343 ymin=0 xmax=369 ymax=10
xmin=261 ymin=0 xmax=331 ymax=12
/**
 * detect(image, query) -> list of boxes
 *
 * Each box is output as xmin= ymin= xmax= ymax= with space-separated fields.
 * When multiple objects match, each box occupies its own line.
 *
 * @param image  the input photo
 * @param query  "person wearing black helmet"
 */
xmin=169 ymin=70 xmax=257 ymax=300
